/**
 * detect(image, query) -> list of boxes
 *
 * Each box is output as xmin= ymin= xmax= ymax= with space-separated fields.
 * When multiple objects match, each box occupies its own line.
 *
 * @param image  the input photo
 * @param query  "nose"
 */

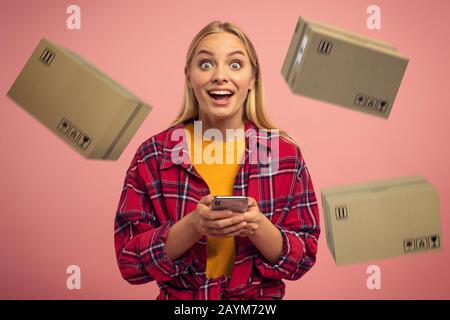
xmin=212 ymin=65 xmax=228 ymax=83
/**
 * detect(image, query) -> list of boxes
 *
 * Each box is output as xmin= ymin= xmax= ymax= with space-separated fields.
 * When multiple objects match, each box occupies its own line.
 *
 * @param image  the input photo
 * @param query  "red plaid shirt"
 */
xmin=114 ymin=119 xmax=320 ymax=300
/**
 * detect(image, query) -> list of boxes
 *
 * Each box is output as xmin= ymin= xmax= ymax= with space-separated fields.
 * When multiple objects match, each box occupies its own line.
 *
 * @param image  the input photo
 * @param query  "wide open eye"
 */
xmin=230 ymin=61 xmax=241 ymax=70
xmin=200 ymin=60 xmax=213 ymax=70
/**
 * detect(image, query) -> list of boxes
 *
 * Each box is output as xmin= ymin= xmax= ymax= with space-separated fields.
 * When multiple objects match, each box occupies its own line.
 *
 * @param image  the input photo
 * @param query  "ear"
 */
xmin=185 ymin=66 xmax=192 ymax=89
xmin=249 ymin=75 xmax=256 ymax=91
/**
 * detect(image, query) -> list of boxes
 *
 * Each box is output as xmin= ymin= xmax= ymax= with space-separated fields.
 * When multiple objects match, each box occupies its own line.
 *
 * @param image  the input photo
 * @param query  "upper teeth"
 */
xmin=209 ymin=90 xmax=232 ymax=95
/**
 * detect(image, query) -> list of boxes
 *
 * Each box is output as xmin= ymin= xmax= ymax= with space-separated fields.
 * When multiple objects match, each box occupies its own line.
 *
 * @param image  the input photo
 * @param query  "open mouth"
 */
xmin=207 ymin=89 xmax=235 ymax=105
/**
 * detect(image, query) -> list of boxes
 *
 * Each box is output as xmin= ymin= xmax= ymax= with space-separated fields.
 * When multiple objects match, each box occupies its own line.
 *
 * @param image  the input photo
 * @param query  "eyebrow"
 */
xmin=196 ymin=49 xmax=245 ymax=57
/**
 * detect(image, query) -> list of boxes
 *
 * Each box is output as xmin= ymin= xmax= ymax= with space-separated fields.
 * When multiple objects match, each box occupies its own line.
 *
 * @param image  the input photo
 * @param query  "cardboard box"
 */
xmin=281 ymin=16 xmax=409 ymax=118
xmin=321 ymin=176 xmax=442 ymax=265
xmin=7 ymin=38 xmax=152 ymax=160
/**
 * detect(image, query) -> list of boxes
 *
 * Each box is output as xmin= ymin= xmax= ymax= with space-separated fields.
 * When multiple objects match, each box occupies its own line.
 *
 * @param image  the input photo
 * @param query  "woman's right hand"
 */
xmin=188 ymin=194 xmax=248 ymax=238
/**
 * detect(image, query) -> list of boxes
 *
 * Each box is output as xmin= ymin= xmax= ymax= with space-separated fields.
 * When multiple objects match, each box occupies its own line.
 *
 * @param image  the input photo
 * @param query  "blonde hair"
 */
xmin=169 ymin=21 xmax=297 ymax=146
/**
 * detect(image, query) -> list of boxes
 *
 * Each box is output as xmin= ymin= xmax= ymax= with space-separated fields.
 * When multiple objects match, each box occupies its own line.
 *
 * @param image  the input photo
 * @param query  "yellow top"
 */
xmin=184 ymin=122 xmax=246 ymax=278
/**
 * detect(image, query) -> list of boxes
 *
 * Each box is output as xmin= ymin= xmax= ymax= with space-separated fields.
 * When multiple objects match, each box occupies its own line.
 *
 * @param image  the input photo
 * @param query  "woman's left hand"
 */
xmin=237 ymin=196 xmax=262 ymax=237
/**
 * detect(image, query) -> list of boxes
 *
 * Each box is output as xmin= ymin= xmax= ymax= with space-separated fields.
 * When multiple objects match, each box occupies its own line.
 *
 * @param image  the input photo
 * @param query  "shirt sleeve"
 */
xmin=114 ymin=145 xmax=192 ymax=284
xmin=255 ymin=146 xmax=320 ymax=280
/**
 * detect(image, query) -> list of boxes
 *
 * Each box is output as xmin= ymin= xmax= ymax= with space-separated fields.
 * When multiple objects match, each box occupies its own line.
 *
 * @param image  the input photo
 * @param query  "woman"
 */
xmin=114 ymin=21 xmax=320 ymax=300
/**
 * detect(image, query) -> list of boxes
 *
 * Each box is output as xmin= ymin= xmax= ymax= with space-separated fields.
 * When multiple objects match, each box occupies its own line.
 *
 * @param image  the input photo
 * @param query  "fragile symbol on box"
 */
xmin=354 ymin=94 xmax=366 ymax=107
xmin=378 ymin=100 xmax=388 ymax=113
xmin=416 ymin=237 xmax=428 ymax=250
xmin=57 ymin=117 xmax=92 ymax=151
xmin=429 ymin=235 xmax=440 ymax=248
xmin=404 ymin=234 xmax=440 ymax=253
xmin=57 ymin=118 xmax=71 ymax=135
xmin=68 ymin=126 xmax=81 ymax=143
xmin=318 ymin=39 xmax=333 ymax=55
xmin=40 ymin=48 xmax=55 ymax=66
xmin=354 ymin=93 xmax=389 ymax=114
xmin=404 ymin=239 xmax=415 ymax=252
xmin=366 ymin=97 xmax=379 ymax=110
xmin=77 ymin=134 xmax=91 ymax=150
xmin=335 ymin=205 xmax=348 ymax=220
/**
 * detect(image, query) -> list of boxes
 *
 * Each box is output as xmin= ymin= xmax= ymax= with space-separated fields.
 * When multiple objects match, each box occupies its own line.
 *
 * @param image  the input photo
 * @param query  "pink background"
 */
xmin=1 ymin=0 xmax=449 ymax=299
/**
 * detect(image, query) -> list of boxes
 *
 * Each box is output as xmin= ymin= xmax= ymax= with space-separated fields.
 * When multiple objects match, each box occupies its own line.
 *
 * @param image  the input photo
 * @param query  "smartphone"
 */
xmin=211 ymin=196 xmax=248 ymax=213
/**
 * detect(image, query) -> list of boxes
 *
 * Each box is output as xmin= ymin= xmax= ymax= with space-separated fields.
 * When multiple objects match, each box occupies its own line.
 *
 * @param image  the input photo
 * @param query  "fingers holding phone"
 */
xmin=190 ymin=194 xmax=248 ymax=238
xmin=236 ymin=196 xmax=262 ymax=237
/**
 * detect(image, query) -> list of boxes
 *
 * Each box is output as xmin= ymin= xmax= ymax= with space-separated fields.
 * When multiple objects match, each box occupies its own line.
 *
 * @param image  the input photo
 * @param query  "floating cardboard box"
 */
xmin=7 ymin=38 xmax=152 ymax=160
xmin=321 ymin=176 xmax=442 ymax=265
xmin=281 ymin=16 xmax=409 ymax=118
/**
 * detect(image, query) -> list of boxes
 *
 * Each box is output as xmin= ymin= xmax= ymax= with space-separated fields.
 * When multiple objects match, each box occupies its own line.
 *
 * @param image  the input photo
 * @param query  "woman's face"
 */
xmin=186 ymin=32 xmax=255 ymax=123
